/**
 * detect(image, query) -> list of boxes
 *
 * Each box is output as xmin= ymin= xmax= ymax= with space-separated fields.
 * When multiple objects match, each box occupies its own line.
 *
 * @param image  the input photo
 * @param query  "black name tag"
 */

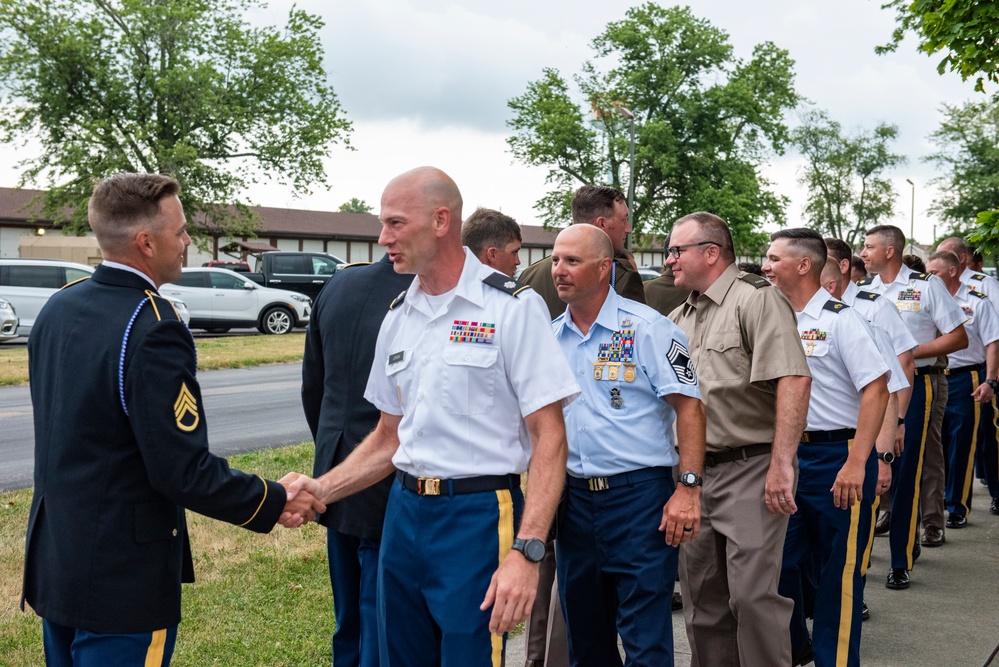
xmin=388 ymin=351 xmax=405 ymax=365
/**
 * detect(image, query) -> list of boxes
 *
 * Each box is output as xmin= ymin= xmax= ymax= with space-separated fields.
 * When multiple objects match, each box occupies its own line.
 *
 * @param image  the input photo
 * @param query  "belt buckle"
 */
xmin=588 ymin=477 xmax=610 ymax=492
xmin=417 ymin=477 xmax=441 ymax=496
xmin=943 ymin=368 xmax=951 ymax=376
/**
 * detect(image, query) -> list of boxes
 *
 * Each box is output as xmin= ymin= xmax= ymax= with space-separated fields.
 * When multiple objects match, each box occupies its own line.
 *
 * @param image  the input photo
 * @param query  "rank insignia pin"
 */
xmin=620 ymin=318 xmax=632 ymax=327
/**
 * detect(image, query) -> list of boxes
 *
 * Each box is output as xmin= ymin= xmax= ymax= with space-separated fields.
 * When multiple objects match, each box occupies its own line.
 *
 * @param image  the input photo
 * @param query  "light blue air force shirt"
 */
xmin=552 ymin=288 xmax=702 ymax=478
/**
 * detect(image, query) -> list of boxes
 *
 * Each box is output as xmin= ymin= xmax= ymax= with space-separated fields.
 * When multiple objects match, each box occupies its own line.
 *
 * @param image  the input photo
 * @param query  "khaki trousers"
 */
xmin=920 ymin=374 xmax=949 ymax=531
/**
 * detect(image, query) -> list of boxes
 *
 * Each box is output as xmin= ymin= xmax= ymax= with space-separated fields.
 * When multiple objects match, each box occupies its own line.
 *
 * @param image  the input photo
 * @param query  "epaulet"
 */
xmin=972 ymin=273 xmax=988 ymax=281
xmin=857 ymin=290 xmax=880 ymax=301
xmin=911 ymin=272 xmax=931 ymax=281
xmin=146 ymin=290 xmax=181 ymax=321
xmin=340 ymin=261 xmax=371 ymax=269
xmin=738 ymin=273 xmax=770 ymax=289
xmin=824 ymin=300 xmax=849 ymax=313
xmin=969 ymin=290 xmax=988 ymax=300
xmin=59 ymin=276 xmax=90 ymax=290
xmin=389 ymin=290 xmax=406 ymax=310
xmin=483 ymin=271 xmax=531 ymax=297
xmin=856 ymin=276 xmax=873 ymax=286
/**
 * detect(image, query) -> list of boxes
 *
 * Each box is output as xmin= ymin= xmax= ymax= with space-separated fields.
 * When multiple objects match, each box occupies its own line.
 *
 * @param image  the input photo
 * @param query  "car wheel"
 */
xmin=205 ymin=328 xmax=231 ymax=334
xmin=260 ymin=306 xmax=293 ymax=335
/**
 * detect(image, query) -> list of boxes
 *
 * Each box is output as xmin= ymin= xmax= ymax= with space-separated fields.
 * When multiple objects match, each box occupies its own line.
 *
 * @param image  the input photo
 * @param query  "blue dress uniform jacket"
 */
xmin=302 ymin=255 xmax=414 ymax=539
xmin=22 ymin=265 xmax=287 ymax=635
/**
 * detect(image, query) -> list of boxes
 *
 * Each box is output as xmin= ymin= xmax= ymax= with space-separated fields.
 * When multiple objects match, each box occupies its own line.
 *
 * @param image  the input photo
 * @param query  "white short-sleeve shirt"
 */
xmin=842 ymin=281 xmax=918 ymax=357
xmin=796 ymin=289 xmax=889 ymax=431
xmin=948 ymin=282 xmax=999 ymax=368
xmin=364 ymin=250 xmax=580 ymax=479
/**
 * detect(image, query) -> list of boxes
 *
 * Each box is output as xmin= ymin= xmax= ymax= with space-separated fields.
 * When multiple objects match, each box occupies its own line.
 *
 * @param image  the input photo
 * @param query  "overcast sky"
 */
xmin=3 ymin=0 xmax=989 ymax=244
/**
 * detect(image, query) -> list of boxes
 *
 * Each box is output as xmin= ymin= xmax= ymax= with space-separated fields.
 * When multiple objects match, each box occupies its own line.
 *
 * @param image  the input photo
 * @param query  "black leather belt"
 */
xmin=915 ymin=366 xmax=947 ymax=376
xmin=948 ymin=364 xmax=983 ymax=376
xmin=565 ymin=466 xmax=671 ymax=492
xmin=801 ymin=428 xmax=857 ymax=443
xmin=396 ymin=470 xmax=519 ymax=496
xmin=704 ymin=443 xmax=771 ymax=467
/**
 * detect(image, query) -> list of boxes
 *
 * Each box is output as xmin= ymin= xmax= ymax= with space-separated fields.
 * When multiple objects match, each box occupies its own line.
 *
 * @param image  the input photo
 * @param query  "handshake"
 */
xmin=277 ymin=472 xmax=327 ymax=528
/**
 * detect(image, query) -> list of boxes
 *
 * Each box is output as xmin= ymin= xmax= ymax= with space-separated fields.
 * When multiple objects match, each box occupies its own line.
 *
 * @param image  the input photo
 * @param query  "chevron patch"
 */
xmin=173 ymin=382 xmax=200 ymax=432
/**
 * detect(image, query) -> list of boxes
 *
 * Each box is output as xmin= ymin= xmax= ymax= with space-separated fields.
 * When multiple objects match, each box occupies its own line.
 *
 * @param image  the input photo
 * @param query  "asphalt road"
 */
xmin=0 ymin=362 xmax=312 ymax=492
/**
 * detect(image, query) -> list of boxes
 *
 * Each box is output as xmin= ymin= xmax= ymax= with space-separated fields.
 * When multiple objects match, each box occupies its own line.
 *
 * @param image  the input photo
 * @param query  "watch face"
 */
xmin=879 ymin=452 xmax=895 ymax=464
xmin=680 ymin=472 xmax=701 ymax=487
xmin=524 ymin=539 xmax=546 ymax=562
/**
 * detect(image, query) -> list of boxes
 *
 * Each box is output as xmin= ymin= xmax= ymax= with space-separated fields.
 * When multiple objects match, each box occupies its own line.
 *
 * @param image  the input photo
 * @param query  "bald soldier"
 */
xmin=292 ymin=167 xmax=580 ymax=666
xmin=520 ymin=185 xmax=646 ymax=319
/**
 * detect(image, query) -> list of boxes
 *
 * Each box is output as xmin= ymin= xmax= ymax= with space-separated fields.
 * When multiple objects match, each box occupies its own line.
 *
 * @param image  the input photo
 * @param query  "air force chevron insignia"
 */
xmin=174 ymin=382 xmax=200 ymax=432
xmin=667 ymin=339 xmax=697 ymax=385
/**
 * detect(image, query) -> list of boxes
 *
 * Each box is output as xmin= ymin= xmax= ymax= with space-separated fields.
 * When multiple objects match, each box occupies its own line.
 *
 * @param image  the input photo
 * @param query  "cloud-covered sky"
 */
xmin=2 ymin=0 xmax=987 ymax=243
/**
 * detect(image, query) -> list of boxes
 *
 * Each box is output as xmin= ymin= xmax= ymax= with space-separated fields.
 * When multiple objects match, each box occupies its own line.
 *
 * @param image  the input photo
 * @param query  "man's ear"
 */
xmin=135 ymin=229 xmax=155 ymax=258
xmin=432 ymin=206 xmax=451 ymax=237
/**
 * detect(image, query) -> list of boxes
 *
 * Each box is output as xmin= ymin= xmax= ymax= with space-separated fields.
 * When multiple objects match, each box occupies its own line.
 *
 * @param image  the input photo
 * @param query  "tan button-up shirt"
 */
xmin=669 ymin=263 xmax=810 ymax=451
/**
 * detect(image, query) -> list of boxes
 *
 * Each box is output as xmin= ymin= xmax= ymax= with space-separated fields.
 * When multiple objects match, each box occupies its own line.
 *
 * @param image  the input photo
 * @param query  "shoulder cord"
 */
xmin=118 ymin=298 xmax=150 ymax=416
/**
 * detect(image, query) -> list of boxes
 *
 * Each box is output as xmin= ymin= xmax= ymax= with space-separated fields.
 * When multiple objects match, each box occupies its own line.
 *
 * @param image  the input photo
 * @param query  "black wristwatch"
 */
xmin=877 ymin=451 xmax=895 ymax=464
xmin=987 ymin=378 xmax=999 ymax=392
xmin=511 ymin=537 xmax=546 ymax=563
xmin=679 ymin=471 xmax=703 ymax=488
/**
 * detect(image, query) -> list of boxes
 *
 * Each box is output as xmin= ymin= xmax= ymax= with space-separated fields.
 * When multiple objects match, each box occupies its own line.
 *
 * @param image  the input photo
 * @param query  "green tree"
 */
xmin=877 ymin=0 xmax=999 ymax=93
xmin=924 ymin=100 xmax=999 ymax=237
xmin=792 ymin=109 xmax=906 ymax=248
xmin=506 ymin=3 xmax=799 ymax=252
xmin=0 ymin=0 xmax=351 ymax=244
xmin=338 ymin=197 xmax=373 ymax=214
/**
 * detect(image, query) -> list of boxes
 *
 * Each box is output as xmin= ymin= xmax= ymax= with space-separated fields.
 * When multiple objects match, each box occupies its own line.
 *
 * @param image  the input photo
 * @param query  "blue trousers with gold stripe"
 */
xmin=377 ymin=478 xmax=522 ymax=667
xmin=943 ymin=367 xmax=983 ymax=519
xmin=42 ymin=619 xmax=176 ymax=667
xmin=977 ymin=395 xmax=999 ymax=499
xmin=889 ymin=374 xmax=932 ymax=570
xmin=780 ymin=440 xmax=877 ymax=667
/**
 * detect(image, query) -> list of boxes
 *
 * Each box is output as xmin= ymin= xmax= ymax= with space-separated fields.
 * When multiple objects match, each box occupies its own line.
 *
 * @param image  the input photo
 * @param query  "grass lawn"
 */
xmin=0 ymin=443 xmax=335 ymax=667
xmin=0 ymin=333 xmax=306 ymax=387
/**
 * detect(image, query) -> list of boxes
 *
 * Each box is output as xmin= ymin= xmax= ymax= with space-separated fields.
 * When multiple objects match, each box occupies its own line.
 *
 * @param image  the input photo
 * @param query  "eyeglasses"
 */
xmin=667 ymin=241 xmax=718 ymax=259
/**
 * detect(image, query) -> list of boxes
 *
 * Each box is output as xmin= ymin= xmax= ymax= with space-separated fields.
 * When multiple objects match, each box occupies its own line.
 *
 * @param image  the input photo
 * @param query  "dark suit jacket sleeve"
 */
xmin=125 ymin=319 xmax=286 ymax=533
xmin=302 ymin=297 xmax=324 ymax=440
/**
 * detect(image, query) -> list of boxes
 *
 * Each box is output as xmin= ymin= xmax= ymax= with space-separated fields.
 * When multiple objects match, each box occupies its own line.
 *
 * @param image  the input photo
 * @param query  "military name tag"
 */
xmin=389 ymin=350 xmax=405 ymax=365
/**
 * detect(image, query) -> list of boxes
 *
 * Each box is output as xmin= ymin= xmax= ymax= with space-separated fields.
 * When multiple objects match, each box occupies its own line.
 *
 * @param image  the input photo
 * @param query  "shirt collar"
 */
xmin=404 ymin=248 xmax=485 ymax=316
xmin=800 ymin=287 xmax=831 ymax=319
xmin=698 ymin=263 xmax=740 ymax=306
xmin=842 ymin=280 xmax=859 ymax=304
xmin=878 ymin=264 xmax=915 ymax=289
xmin=556 ymin=286 xmax=618 ymax=340
xmin=100 ymin=260 xmax=157 ymax=289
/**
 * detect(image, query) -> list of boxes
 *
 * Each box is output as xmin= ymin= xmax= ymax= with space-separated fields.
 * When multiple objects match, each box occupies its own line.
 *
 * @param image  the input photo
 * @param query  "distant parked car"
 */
xmin=0 ymin=297 xmax=18 ymax=341
xmin=161 ymin=267 xmax=311 ymax=334
xmin=0 ymin=259 xmax=190 ymax=336
xmin=637 ymin=266 xmax=662 ymax=282
xmin=203 ymin=260 xmax=251 ymax=272
xmin=244 ymin=251 xmax=345 ymax=300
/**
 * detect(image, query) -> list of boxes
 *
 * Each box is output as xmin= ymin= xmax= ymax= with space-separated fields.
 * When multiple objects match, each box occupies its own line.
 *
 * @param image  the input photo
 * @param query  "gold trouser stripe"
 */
xmin=238 ymin=476 xmax=268 ymax=527
xmin=835 ymin=450 xmax=863 ymax=667
xmin=960 ymin=371 xmax=982 ymax=513
xmin=144 ymin=628 xmax=168 ymax=667
xmin=491 ymin=489 xmax=514 ymax=667
xmin=861 ymin=495 xmax=880 ymax=578
xmin=905 ymin=375 xmax=932 ymax=569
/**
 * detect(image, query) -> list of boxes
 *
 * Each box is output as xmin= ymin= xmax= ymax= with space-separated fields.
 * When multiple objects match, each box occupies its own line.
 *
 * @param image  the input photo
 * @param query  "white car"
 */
xmin=0 ymin=297 xmax=18 ymax=341
xmin=0 ymin=259 xmax=190 ymax=337
xmin=161 ymin=267 xmax=311 ymax=334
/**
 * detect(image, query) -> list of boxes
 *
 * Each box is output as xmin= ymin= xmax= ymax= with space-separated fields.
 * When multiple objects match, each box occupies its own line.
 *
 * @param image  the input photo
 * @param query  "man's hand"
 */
xmin=894 ymin=422 xmax=905 ymax=456
xmin=278 ymin=472 xmax=326 ymax=528
xmin=660 ymin=485 xmax=701 ymax=546
xmin=972 ymin=382 xmax=995 ymax=404
xmin=876 ymin=458 xmax=892 ymax=496
xmin=765 ymin=460 xmax=797 ymax=515
xmin=831 ymin=459 xmax=866 ymax=510
xmin=480 ymin=548 xmax=539 ymax=635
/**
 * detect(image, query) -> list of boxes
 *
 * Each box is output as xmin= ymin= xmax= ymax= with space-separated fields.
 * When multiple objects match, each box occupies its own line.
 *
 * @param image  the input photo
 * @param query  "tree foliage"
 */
xmin=338 ymin=197 xmax=373 ymax=214
xmin=923 ymin=100 xmax=999 ymax=251
xmin=506 ymin=3 xmax=799 ymax=252
xmin=791 ymin=109 xmax=905 ymax=248
xmin=877 ymin=0 xmax=999 ymax=93
xmin=0 ymin=0 xmax=352 ymax=243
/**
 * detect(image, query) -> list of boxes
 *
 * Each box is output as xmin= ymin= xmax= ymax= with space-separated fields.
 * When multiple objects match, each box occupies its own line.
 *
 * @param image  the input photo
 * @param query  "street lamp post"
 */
xmin=617 ymin=106 xmax=636 ymax=252
xmin=905 ymin=178 xmax=915 ymax=254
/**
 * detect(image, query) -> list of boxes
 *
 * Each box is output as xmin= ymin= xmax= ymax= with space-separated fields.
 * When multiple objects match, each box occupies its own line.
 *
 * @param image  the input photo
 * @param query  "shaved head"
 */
xmin=558 ymin=223 xmax=613 ymax=261
xmin=385 ymin=166 xmax=463 ymax=232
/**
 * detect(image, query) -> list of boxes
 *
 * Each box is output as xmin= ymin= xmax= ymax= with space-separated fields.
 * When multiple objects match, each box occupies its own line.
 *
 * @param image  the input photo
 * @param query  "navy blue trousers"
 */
xmin=377 ymin=478 xmax=522 ymax=667
xmin=943 ymin=368 xmax=983 ymax=518
xmin=889 ymin=374 xmax=932 ymax=570
xmin=780 ymin=441 xmax=877 ymax=667
xmin=977 ymin=395 xmax=999 ymax=499
xmin=42 ymin=619 xmax=177 ymax=667
xmin=327 ymin=529 xmax=380 ymax=667
xmin=556 ymin=474 xmax=678 ymax=667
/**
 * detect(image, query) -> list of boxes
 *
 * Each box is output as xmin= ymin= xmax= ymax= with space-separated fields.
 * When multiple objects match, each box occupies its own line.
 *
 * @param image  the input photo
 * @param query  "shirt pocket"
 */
xmin=385 ymin=349 xmax=414 ymax=408
xmin=442 ymin=345 xmax=499 ymax=415
xmin=700 ymin=330 xmax=747 ymax=381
